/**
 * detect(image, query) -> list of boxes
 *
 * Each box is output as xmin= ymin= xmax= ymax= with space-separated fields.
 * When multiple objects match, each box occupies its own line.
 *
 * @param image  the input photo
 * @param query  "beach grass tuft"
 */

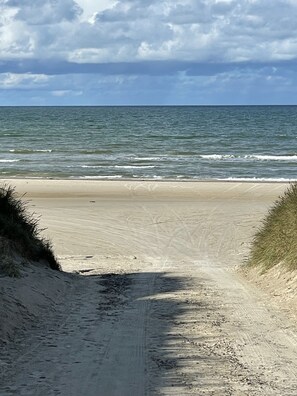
xmin=248 ymin=182 xmax=297 ymax=272
xmin=0 ymin=184 xmax=60 ymax=276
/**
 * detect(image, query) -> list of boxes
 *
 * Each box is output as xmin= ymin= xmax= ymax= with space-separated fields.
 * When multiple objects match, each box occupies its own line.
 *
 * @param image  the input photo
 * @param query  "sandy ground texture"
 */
xmin=1 ymin=180 xmax=297 ymax=395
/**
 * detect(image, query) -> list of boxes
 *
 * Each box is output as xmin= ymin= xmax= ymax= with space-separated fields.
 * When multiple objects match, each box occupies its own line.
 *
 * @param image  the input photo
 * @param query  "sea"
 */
xmin=0 ymin=105 xmax=297 ymax=182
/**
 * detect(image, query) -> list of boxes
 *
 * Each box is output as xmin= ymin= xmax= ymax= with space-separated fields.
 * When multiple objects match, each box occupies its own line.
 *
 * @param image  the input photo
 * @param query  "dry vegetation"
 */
xmin=0 ymin=184 xmax=60 ymax=276
xmin=248 ymin=182 xmax=297 ymax=272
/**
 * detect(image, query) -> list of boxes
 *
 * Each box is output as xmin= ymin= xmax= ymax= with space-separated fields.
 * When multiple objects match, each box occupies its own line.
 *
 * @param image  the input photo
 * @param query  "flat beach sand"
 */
xmin=2 ymin=179 xmax=297 ymax=395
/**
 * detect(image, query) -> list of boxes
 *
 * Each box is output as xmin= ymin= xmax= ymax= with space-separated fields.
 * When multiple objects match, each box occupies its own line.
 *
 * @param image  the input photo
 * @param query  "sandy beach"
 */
xmin=1 ymin=179 xmax=297 ymax=395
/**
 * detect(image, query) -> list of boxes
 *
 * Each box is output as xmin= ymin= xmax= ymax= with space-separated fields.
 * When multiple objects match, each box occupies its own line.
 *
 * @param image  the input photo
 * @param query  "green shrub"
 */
xmin=248 ymin=183 xmax=297 ymax=271
xmin=0 ymin=185 xmax=60 ymax=275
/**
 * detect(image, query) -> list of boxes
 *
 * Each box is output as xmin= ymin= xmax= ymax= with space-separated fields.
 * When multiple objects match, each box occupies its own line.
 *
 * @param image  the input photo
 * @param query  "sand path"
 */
xmin=1 ymin=180 xmax=297 ymax=395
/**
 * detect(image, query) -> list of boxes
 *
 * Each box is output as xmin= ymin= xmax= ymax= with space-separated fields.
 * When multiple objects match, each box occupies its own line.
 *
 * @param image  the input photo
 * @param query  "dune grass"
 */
xmin=248 ymin=182 xmax=297 ymax=272
xmin=0 ymin=184 xmax=60 ymax=276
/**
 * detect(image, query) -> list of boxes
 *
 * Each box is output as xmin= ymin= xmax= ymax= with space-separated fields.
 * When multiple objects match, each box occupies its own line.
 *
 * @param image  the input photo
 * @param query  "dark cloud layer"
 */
xmin=0 ymin=58 xmax=296 ymax=77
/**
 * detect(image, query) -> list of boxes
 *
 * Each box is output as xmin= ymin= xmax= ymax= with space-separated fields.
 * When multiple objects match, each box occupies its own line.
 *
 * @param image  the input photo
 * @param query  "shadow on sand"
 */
xmin=85 ymin=270 xmax=234 ymax=394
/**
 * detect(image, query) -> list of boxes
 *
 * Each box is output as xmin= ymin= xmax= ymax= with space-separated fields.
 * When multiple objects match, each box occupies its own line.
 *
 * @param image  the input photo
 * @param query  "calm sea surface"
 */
xmin=0 ymin=106 xmax=296 ymax=181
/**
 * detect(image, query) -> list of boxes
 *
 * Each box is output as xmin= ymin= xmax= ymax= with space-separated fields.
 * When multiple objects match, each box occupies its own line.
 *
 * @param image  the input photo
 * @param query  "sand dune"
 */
xmin=1 ymin=180 xmax=297 ymax=395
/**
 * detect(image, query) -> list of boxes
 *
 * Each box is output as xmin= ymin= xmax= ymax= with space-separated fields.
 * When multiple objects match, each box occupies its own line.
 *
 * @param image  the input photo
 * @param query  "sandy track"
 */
xmin=1 ymin=180 xmax=297 ymax=395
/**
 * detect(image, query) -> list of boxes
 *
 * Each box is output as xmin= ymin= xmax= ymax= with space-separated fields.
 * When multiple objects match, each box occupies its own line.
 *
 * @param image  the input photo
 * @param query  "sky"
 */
xmin=0 ymin=0 xmax=297 ymax=105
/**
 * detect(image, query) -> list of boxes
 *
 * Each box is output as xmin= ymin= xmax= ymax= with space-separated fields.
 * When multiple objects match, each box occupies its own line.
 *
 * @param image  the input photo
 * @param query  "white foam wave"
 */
xmin=0 ymin=159 xmax=20 ymax=163
xmin=200 ymin=154 xmax=235 ymax=160
xmin=81 ymin=165 xmax=104 ymax=168
xmin=82 ymin=165 xmax=155 ymax=169
xmin=9 ymin=149 xmax=53 ymax=153
xmin=134 ymin=157 xmax=163 ymax=161
xmin=219 ymin=177 xmax=296 ymax=182
xmin=247 ymin=155 xmax=297 ymax=161
xmin=77 ymin=175 xmax=123 ymax=180
xmin=200 ymin=154 xmax=297 ymax=162
xmin=113 ymin=165 xmax=155 ymax=169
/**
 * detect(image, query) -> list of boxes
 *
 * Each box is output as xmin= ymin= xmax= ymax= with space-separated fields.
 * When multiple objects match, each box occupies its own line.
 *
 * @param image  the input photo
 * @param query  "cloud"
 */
xmin=75 ymin=0 xmax=116 ymax=21
xmin=0 ymin=0 xmax=297 ymax=104
xmin=0 ymin=72 xmax=50 ymax=88
xmin=89 ymin=0 xmax=297 ymax=63
xmin=51 ymin=89 xmax=82 ymax=97
xmin=5 ymin=0 xmax=82 ymax=25
xmin=1 ymin=0 xmax=297 ymax=65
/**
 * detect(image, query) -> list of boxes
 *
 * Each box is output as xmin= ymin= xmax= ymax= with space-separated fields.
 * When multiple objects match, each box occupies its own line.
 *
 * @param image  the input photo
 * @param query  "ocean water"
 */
xmin=0 ymin=106 xmax=297 ymax=181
